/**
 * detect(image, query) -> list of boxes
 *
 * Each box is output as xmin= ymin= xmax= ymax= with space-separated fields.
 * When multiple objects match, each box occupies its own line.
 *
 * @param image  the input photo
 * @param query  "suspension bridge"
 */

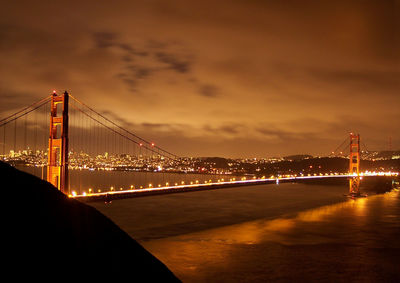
xmin=0 ymin=91 xmax=398 ymax=202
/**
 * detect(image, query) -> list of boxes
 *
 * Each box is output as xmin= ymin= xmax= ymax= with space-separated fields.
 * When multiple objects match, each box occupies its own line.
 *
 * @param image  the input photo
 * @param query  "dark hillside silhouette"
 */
xmin=1 ymin=161 xmax=179 ymax=281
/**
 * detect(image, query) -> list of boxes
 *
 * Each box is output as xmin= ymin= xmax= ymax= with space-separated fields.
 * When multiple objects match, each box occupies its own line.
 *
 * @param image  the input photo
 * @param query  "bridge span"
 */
xmin=1 ymin=91 xmax=398 ymax=202
xmin=72 ymin=171 xmax=399 ymax=202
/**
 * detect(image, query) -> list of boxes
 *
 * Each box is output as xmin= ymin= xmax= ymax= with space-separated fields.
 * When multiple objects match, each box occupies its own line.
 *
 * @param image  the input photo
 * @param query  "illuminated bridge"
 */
xmin=0 ymin=91 xmax=398 ymax=202
xmin=72 ymin=171 xmax=399 ymax=202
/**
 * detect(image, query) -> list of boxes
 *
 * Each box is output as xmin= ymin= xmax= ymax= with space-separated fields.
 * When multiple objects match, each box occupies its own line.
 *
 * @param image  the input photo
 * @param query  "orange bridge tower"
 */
xmin=349 ymin=133 xmax=360 ymax=195
xmin=47 ymin=91 xmax=69 ymax=194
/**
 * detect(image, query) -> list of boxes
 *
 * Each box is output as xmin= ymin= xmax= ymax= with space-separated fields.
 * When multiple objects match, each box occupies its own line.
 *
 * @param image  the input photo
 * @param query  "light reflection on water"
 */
xmin=142 ymin=190 xmax=400 ymax=282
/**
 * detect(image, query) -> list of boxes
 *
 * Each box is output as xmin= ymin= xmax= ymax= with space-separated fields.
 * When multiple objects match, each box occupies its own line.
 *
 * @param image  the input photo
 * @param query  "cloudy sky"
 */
xmin=0 ymin=0 xmax=399 ymax=157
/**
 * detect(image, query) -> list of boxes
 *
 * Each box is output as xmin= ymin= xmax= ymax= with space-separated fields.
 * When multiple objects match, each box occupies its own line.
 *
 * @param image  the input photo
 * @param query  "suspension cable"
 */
xmin=0 ymin=95 xmax=52 ymax=124
xmin=69 ymin=102 xmax=178 ymax=161
xmin=69 ymin=94 xmax=179 ymax=159
xmin=0 ymin=99 xmax=50 ymax=128
xmin=330 ymin=135 xmax=350 ymax=156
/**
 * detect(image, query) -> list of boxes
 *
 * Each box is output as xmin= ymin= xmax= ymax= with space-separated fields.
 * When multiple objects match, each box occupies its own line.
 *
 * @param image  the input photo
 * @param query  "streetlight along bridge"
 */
xmin=0 ymin=91 xmax=398 ymax=202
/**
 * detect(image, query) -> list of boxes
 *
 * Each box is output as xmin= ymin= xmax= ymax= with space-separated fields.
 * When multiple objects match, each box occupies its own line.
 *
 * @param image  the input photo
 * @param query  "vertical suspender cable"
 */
xmin=2 ymin=123 xmax=5 ymax=159
xmin=13 ymin=115 xmax=17 ymax=153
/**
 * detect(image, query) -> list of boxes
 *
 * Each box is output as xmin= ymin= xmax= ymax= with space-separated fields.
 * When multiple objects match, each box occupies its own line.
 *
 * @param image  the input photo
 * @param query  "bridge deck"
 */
xmin=72 ymin=172 xmax=398 ymax=202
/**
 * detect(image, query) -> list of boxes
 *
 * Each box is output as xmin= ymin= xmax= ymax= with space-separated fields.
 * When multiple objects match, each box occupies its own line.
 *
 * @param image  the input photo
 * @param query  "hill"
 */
xmin=1 ymin=161 xmax=179 ymax=281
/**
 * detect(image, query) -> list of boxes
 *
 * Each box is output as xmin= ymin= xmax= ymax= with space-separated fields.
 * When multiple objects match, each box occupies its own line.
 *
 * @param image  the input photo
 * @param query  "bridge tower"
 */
xmin=349 ymin=133 xmax=360 ymax=194
xmin=47 ymin=91 xmax=69 ymax=194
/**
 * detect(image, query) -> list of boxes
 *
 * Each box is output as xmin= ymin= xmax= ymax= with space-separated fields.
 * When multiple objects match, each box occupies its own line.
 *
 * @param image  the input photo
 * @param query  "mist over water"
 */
xmin=90 ymin=182 xmax=400 ymax=282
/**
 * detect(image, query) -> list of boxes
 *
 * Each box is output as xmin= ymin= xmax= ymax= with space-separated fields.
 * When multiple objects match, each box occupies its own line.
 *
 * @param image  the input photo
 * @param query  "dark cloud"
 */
xmin=99 ymin=110 xmax=135 ymax=129
xmin=0 ymin=88 xmax=40 ymax=113
xmin=198 ymin=84 xmax=219 ymax=98
xmin=140 ymin=123 xmax=180 ymax=133
xmin=117 ymin=66 xmax=153 ymax=91
xmin=118 ymin=43 xmax=134 ymax=52
xmin=121 ymin=55 xmax=133 ymax=63
xmin=115 ymin=45 xmax=194 ymax=92
xmin=155 ymin=52 xmax=191 ymax=73
xmin=122 ymin=78 xmax=137 ymax=90
xmin=92 ymin=33 xmax=194 ymax=92
xmin=256 ymin=127 xmax=312 ymax=141
xmin=219 ymin=125 xmax=240 ymax=135
xmin=135 ymin=68 xmax=152 ymax=79
xmin=93 ymin=32 xmax=117 ymax=48
xmin=309 ymin=69 xmax=400 ymax=90
xmin=118 ymin=43 xmax=149 ymax=56
xmin=146 ymin=40 xmax=169 ymax=49
xmin=203 ymin=124 xmax=243 ymax=136
xmin=0 ymin=24 xmax=13 ymax=50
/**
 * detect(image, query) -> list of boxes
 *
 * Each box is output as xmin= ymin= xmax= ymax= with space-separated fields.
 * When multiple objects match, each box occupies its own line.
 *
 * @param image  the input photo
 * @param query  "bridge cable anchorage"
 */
xmin=68 ymin=94 xmax=179 ymax=160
